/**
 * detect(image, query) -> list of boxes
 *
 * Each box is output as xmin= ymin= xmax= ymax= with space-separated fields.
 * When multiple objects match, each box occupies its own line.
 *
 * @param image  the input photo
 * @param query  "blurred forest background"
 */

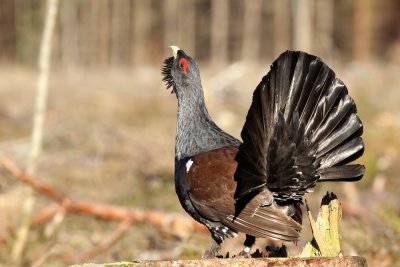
xmin=0 ymin=0 xmax=400 ymax=266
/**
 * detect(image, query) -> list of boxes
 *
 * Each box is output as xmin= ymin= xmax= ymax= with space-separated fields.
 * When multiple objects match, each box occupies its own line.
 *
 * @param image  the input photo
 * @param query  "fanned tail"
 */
xmin=235 ymin=51 xmax=364 ymax=202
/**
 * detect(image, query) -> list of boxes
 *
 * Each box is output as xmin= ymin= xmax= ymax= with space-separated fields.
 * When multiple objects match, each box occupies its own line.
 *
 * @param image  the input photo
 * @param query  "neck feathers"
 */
xmin=175 ymin=86 xmax=239 ymax=161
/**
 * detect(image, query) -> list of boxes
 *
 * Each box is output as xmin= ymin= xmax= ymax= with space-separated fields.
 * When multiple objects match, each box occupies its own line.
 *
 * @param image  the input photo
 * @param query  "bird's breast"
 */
xmin=176 ymin=145 xmax=240 ymax=220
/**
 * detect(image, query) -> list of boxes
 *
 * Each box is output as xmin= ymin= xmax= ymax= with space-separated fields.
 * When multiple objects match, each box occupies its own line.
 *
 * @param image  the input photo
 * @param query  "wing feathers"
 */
xmin=223 ymin=205 xmax=302 ymax=241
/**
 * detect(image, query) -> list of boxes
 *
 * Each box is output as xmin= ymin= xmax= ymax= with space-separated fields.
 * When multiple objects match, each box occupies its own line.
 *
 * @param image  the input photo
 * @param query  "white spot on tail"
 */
xmin=186 ymin=159 xmax=194 ymax=173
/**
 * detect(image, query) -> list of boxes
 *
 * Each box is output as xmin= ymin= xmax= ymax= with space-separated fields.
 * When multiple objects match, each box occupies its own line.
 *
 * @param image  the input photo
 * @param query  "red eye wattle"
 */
xmin=179 ymin=58 xmax=188 ymax=74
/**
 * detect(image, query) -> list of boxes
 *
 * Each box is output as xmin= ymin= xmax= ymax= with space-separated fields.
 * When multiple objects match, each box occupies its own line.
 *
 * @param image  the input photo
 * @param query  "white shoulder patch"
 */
xmin=186 ymin=158 xmax=194 ymax=173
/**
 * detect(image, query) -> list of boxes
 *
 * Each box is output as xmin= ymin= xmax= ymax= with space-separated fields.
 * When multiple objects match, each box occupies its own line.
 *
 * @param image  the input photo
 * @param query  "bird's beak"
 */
xmin=169 ymin=45 xmax=180 ymax=58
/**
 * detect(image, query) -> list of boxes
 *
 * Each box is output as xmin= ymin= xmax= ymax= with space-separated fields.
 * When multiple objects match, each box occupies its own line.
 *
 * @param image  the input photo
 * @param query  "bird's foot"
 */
xmin=202 ymin=239 xmax=222 ymax=259
xmin=206 ymin=222 xmax=237 ymax=242
xmin=236 ymin=246 xmax=252 ymax=258
xmin=266 ymin=244 xmax=287 ymax=257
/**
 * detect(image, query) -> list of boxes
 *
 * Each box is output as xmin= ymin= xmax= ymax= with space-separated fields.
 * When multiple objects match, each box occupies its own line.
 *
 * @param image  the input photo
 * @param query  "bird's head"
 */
xmin=162 ymin=46 xmax=202 ymax=99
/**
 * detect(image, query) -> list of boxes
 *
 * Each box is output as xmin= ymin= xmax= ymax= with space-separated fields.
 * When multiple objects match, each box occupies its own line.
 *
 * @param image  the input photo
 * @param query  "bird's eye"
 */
xmin=179 ymin=58 xmax=188 ymax=74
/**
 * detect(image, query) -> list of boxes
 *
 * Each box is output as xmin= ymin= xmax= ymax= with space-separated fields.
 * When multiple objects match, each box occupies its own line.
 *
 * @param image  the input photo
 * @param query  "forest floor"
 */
xmin=0 ymin=61 xmax=399 ymax=266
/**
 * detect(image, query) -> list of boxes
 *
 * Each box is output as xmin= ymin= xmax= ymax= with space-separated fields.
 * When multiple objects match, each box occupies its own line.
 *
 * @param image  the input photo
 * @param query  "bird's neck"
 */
xmin=175 ymin=87 xmax=239 ymax=161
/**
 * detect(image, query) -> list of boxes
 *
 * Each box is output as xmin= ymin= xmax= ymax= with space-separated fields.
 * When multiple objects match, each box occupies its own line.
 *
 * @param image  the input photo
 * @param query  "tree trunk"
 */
xmin=110 ymin=0 xmax=130 ymax=66
xmin=0 ymin=0 xmax=16 ymax=61
xmin=211 ymin=0 xmax=229 ymax=67
xmin=273 ymin=0 xmax=291 ymax=57
xmin=179 ymin=0 xmax=196 ymax=56
xmin=59 ymin=0 xmax=79 ymax=67
xmin=163 ymin=0 xmax=179 ymax=56
xmin=315 ymin=0 xmax=334 ymax=59
xmin=353 ymin=0 xmax=372 ymax=61
xmin=132 ymin=0 xmax=152 ymax=65
xmin=241 ymin=0 xmax=263 ymax=61
xmin=292 ymin=0 xmax=313 ymax=52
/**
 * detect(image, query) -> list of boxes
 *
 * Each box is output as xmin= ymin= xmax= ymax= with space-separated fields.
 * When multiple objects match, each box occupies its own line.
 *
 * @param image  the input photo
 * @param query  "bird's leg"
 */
xmin=266 ymin=244 xmax=288 ymax=257
xmin=202 ymin=238 xmax=222 ymax=259
xmin=202 ymin=222 xmax=238 ymax=258
xmin=237 ymin=235 xmax=256 ymax=258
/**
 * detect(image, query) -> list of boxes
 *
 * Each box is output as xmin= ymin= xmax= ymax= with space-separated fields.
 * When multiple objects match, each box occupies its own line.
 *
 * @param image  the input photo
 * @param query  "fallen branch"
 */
xmin=31 ymin=201 xmax=208 ymax=235
xmin=72 ymin=221 xmax=132 ymax=263
xmin=0 ymin=156 xmax=208 ymax=237
xmin=0 ymin=156 xmax=66 ymax=202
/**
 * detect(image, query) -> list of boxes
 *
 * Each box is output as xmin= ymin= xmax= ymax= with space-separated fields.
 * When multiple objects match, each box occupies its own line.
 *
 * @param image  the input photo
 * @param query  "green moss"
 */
xmin=104 ymin=262 xmax=133 ymax=267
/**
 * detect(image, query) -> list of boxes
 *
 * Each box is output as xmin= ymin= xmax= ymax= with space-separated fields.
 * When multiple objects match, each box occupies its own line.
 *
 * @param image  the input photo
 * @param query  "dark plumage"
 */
xmin=162 ymin=47 xmax=364 ymax=258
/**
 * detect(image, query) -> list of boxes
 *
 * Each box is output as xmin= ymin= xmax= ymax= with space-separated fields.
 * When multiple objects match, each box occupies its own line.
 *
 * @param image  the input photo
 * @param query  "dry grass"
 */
xmin=0 ymin=61 xmax=399 ymax=266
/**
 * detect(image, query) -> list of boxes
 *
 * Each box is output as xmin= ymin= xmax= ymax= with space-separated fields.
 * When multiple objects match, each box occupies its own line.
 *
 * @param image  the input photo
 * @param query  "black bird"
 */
xmin=162 ymin=46 xmax=364 ymax=258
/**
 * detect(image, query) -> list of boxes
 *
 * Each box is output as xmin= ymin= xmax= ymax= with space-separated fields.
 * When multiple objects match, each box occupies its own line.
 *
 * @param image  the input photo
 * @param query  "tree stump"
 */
xmin=71 ymin=257 xmax=367 ymax=267
xmin=71 ymin=193 xmax=368 ymax=267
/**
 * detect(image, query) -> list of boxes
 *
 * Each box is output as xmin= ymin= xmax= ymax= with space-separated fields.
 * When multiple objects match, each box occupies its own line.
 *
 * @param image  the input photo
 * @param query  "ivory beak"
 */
xmin=169 ymin=45 xmax=180 ymax=58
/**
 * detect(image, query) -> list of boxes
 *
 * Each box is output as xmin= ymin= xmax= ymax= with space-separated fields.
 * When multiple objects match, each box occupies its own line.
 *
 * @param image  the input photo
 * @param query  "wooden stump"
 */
xmin=71 ymin=256 xmax=367 ymax=267
xmin=71 ymin=193 xmax=367 ymax=267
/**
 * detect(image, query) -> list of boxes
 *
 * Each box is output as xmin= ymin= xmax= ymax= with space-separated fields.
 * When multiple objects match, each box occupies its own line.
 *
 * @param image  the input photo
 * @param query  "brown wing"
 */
xmin=221 ymin=190 xmax=302 ymax=241
xmin=178 ymin=145 xmax=301 ymax=241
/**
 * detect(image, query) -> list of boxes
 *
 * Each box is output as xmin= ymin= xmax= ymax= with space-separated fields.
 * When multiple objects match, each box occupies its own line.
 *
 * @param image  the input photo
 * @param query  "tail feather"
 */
xmin=235 ymin=51 xmax=365 ymax=203
xmin=319 ymin=164 xmax=365 ymax=181
xmin=305 ymin=79 xmax=348 ymax=139
xmin=317 ymin=113 xmax=363 ymax=157
xmin=319 ymin=137 xmax=364 ymax=169
xmin=299 ymin=64 xmax=335 ymax=125
xmin=310 ymin=95 xmax=355 ymax=146
xmin=284 ymin=53 xmax=311 ymax=121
